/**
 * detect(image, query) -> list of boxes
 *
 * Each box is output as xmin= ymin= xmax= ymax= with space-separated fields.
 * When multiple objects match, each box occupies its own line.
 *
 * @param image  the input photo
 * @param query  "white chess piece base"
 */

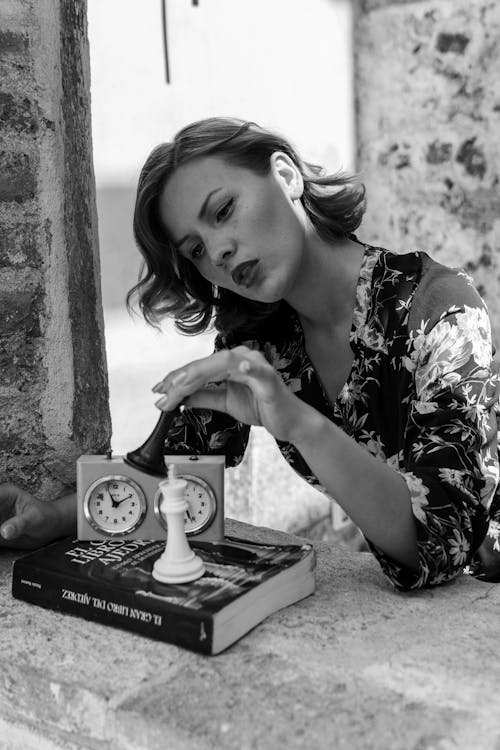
xmin=152 ymin=549 xmax=205 ymax=584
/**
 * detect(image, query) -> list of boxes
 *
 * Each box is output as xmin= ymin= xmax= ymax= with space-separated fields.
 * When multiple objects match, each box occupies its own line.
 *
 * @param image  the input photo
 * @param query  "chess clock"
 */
xmin=77 ymin=411 xmax=225 ymax=542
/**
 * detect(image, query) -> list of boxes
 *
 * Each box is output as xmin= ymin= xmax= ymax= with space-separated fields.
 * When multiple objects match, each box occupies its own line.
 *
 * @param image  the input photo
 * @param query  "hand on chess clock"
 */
xmin=0 ymin=484 xmax=76 ymax=549
xmin=152 ymin=345 xmax=316 ymax=445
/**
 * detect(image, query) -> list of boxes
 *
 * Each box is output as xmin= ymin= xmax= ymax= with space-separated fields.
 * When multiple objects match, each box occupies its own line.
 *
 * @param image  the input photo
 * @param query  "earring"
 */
xmin=212 ymin=284 xmax=219 ymax=299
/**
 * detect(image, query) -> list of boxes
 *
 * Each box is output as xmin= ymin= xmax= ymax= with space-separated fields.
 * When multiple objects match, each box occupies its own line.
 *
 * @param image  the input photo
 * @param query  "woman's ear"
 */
xmin=270 ymin=152 xmax=303 ymax=200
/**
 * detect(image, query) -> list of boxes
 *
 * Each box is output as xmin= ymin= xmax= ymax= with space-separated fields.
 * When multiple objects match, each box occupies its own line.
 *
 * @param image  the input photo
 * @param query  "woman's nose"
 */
xmin=210 ymin=243 xmax=236 ymax=268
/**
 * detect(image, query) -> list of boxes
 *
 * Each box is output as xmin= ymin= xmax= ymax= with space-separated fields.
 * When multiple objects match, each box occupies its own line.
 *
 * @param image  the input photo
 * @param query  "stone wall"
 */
xmin=0 ymin=0 xmax=111 ymax=497
xmin=354 ymin=0 xmax=500 ymax=346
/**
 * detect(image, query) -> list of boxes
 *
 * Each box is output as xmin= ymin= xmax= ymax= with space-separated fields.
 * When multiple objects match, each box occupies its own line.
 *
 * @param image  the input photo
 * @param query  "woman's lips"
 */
xmin=231 ymin=260 xmax=259 ymax=288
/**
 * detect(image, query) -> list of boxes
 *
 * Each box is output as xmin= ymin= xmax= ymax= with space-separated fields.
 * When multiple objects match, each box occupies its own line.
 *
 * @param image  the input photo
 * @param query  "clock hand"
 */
xmin=114 ymin=493 xmax=133 ymax=506
xmin=106 ymin=482 xmax=119 ymax=508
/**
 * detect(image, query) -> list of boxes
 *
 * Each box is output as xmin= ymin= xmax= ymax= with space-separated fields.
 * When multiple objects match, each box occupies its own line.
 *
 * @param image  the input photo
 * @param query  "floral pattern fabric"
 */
xmin=164 ymin=245 xmax=500 ymax=590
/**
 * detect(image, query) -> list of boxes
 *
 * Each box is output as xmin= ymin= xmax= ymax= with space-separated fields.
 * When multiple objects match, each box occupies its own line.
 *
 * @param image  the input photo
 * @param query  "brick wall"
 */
xmin=354 ymin=0 xmax=500 ymax=347
xmin=0 ymin=0 xmax=110 ymax=498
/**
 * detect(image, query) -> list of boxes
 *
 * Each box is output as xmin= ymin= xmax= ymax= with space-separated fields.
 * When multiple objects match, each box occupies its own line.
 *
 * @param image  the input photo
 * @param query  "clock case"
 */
xmin=77 ymin=411 xmax=225 ymax=542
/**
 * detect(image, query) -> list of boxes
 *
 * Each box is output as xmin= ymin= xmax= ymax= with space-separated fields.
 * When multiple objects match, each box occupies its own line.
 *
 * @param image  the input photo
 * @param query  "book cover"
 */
xmin=11 ymin=536 xmax=316 ymax=654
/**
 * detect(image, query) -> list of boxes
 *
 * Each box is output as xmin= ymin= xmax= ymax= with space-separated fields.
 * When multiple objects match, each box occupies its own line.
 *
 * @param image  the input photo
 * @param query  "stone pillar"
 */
xmin=354 ymin=0 xmax=500 ymax=344
xmin=0 ymin=0 xmax=111 ymax=498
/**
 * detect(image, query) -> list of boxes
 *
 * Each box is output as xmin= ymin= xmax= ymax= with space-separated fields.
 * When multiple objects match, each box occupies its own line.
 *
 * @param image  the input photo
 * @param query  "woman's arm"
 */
xmin=287 ymin=403 xmax=420 ymax=570
xmin=294 ymin=299 xmax=500 ymax=589
xmin=153 ymin=345 xmax=420 ymax=569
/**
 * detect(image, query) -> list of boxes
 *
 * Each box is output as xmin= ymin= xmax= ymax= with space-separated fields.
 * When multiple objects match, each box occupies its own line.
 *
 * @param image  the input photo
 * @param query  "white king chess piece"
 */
xmin=152 ymin=464 xmax=205 ymax=584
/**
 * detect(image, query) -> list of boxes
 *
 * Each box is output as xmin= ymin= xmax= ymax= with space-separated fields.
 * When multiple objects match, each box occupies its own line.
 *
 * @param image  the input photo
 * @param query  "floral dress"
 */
xmin=164 ymin=245 xmax=500 ymax=590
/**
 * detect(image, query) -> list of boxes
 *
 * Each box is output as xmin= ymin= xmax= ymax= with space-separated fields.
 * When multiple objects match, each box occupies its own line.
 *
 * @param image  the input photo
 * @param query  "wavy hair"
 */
xmin=128 ymin=117 xmax=366 ymax=337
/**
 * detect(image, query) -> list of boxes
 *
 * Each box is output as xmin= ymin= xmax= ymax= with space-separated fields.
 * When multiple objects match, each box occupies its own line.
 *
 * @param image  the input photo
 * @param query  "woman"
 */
xmin=1 ymin=117 xmax=499 ymax=589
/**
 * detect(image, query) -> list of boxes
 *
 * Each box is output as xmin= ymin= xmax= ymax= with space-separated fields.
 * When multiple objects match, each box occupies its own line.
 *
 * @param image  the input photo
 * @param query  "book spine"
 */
xmin=12 ymin=561 xmax=214 ymax=655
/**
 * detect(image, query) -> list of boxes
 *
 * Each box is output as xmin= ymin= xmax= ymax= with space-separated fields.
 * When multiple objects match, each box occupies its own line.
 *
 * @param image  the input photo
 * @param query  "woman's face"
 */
xmin=158 ymin=154 xmax=307 ymax=303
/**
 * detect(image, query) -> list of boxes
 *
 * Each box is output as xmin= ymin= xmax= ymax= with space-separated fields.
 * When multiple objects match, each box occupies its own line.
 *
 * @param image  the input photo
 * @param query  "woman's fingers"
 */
xmin=153 ymin=347 xmax=265 ymax=393
xmin=181 ymin=385 xmax=229 ymax=412
xmin=152 ymin=347 xmax=275 ymax=411
xmin=0 ymin=483 xmax=22 ymax=507
xmin=150 ymin=347 xmax=300 ymax=440
xmin=0 ymin=513 xmax=28 ymax=542
xmin=0 ymin=503 xmax=57 ymax=549
xmin=0 ymin=485 xmax=22 ymax=542
xmin=231 ymin=355 xmax=277 ymax=402
xmin=152 ymin=355 xmax=209 ymax=394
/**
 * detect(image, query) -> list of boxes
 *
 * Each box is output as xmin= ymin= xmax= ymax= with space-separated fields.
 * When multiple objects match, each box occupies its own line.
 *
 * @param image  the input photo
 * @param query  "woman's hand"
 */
xmin=0 ymin=484 xmax=75 ymax=550
xmin=152 ymin=345 xmax=309 ymax=443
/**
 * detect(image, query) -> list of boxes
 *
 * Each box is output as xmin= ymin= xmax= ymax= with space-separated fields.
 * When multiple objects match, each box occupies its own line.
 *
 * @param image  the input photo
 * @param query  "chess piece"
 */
xmin=152 ymin=464 xmax=205 ymax=584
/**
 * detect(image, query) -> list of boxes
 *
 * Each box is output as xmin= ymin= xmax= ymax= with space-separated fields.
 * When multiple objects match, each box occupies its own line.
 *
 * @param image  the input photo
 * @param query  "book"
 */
xmin=11 ymin=535 xmax=316 ymax=655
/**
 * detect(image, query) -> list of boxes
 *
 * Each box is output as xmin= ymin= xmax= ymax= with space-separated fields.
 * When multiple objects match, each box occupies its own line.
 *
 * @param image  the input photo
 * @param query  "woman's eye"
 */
xmin=190 ymin=243 xmax=204 ymax=260
xmin=216 ymin=199 xmax=233 ymax=223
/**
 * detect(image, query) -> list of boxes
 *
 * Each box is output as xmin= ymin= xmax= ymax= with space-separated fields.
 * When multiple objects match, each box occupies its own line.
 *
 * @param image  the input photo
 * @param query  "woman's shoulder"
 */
xmin=408 ymin=251 xmax=487 ymax=332
xmin=363 ymin=241 xmax=486 ymax=328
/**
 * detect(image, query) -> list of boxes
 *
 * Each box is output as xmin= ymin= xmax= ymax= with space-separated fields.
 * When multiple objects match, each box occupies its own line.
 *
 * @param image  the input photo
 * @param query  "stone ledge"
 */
xmin=1 ymin=519 xmax=499 ymax=750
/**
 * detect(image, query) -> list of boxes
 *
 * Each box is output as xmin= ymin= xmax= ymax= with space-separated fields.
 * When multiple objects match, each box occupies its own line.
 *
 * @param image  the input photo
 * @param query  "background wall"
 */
xmin=355 ymin=0 xmax=500 ymax=348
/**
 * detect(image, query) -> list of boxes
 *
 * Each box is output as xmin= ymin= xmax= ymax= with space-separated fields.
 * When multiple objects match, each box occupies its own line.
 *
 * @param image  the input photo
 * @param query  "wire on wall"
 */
xmin=162 ymin=0 xmax=200 ymax=84
xmin=161 ymin=0 xmax=170 ymax=84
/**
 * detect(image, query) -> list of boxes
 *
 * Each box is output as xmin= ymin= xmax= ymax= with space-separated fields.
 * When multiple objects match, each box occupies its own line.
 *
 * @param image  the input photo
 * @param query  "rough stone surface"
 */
xmin=0 ymin=222 xmax=42 ymax=268
xmin=58 ymin=0 xmax=109 ymax=456
xmin=0 ymin=0 xmax=111 ymax=497
xmin=0 ymin=29 xmax=30 ymax=60
xmin=0 ymin=519 xmax=499 ymax=750
xmin=0 ymin=151 xmax=37 ymax=203
xmin=359 ymin=0 xmax=458 ymax=11
xmin=354 ymin=0 xmax=500 ymax=346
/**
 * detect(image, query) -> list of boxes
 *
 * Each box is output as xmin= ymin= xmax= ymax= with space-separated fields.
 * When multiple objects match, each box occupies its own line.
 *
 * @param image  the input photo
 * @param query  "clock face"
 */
xmin=154 ymin=474 xmax=217 ymax=536
xmin=83 ymin=475 xmax=147 ymax=536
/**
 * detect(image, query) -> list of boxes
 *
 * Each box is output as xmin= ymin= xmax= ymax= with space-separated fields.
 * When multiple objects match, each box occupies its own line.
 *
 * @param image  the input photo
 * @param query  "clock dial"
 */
xmin=154 ymin=474 xmax=217 ymax=535
xmin=84 ymin=475 xmax=147 ymax=535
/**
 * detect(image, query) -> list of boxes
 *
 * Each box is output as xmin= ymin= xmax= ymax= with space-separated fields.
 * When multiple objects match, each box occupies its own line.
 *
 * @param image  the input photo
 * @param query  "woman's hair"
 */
xmin=128 ymin=117 xmax=366 ymax=337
